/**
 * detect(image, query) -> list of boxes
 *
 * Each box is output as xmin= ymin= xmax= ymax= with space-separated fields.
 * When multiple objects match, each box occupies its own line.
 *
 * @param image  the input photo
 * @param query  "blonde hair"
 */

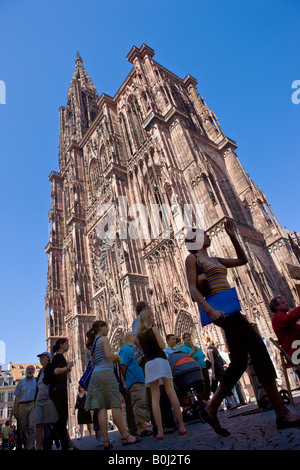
xmin=204 ymin=335 xmax=214 ymax=345
xmin=125 ymin=332 xmax=133 ymax=343
xmin=137 ymin=310 xmax=153 ymax=337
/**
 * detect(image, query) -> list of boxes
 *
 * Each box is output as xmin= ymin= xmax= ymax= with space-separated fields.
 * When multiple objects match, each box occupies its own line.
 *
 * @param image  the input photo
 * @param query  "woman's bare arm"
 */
xmin=152 ymin=326 xmax=166 ymax=350
xmin=217 ymin=220 xmax=247 ymax=268
xmin=101 ymin=337 xmax=120 ymax=362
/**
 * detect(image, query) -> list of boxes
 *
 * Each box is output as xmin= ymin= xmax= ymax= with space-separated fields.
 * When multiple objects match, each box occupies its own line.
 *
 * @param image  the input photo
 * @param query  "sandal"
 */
xmin=139 ymin=429 xmax=153 ymax=437
xmin=103 ymin=440 xmax=113 ymax=449
xmin=121 ymin=435 xmax=141 ymax=446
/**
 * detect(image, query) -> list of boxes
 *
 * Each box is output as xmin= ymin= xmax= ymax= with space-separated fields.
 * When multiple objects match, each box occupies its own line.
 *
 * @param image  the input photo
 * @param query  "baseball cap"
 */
xmin=37 ymin=351 xmax=52 ymax=359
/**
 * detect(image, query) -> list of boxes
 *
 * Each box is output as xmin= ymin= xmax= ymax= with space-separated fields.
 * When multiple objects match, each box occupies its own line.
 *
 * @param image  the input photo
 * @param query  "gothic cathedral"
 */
xmin=45 ymin=44 xmax=300 ymax=418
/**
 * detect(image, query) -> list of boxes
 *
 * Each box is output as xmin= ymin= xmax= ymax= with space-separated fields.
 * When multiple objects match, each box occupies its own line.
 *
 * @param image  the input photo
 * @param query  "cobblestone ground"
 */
xmin=71 ymin=392 xmax=300 ymax=452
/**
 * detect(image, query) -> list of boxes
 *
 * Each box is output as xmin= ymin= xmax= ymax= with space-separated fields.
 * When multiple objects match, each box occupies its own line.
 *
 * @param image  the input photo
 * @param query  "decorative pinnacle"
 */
xmin=75 ymin=51 xmax=83 ymax=66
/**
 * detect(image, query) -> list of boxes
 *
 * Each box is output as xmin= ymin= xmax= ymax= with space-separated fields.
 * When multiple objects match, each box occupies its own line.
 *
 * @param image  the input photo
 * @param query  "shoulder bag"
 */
xmin=78 ymin=337 xmax=99 ymax=391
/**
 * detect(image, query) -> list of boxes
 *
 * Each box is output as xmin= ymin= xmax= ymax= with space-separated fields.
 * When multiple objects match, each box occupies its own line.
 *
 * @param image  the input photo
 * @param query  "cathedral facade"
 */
xmin=45 ymin=44 xmax=300 ymax=423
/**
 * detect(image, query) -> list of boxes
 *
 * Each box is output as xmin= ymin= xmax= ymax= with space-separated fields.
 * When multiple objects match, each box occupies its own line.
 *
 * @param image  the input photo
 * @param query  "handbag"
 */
xmin=198 ymin=287 xmax=241 ymax=326
xmin=114 ymin=364 xmax=126 ymax=394
xmin=78 ymin=337 xmax=99 ymax=391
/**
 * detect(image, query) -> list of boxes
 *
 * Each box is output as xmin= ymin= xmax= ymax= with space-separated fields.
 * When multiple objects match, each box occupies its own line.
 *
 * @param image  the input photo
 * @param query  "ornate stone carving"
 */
xmin=45 ymin=45 xmax=300 ymax=432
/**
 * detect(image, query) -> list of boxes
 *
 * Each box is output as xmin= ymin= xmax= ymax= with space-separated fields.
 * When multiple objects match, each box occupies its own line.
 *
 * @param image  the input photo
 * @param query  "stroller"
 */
xmin=168 ymin=351 xmax=205 ymax=422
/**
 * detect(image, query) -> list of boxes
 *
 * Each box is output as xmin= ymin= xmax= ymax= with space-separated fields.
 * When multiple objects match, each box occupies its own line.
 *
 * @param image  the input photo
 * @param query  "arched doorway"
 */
xmin=175 ymin=309 xmax=199 ymax=343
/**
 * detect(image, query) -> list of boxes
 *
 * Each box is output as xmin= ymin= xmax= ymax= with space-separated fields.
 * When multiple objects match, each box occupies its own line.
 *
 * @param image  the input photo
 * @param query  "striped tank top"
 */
xmin=91 ymin=337 xmax=114 ymax=372
xmin=196 ymin=256 xmax=230 ymax=296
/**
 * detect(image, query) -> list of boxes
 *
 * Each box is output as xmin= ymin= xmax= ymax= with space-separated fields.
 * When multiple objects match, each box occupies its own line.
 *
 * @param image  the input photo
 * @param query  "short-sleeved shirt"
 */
xmin=14 ymin=377 xmax=37 ymax=402
xmin=163 ymin=346 xmax=176 ymax=358
xmin=2 ymin=426 xmax=10 ymax=439
xmin=119 ymin=344 xmax=145 ymax=390
xmin=181 ymin=344 xmax=207 ymax=368
xmin=51 ymin=353 xmax=68 ymax=386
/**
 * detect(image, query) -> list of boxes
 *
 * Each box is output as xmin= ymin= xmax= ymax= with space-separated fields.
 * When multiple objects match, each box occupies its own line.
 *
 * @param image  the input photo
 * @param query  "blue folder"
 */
xmin=198 ymin=287 xmax=241 ymax=326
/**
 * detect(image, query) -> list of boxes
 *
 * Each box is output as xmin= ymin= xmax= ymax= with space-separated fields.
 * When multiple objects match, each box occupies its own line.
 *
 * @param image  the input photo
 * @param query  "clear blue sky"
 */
xmin=0 ymin=0 xmax=299 ymax=366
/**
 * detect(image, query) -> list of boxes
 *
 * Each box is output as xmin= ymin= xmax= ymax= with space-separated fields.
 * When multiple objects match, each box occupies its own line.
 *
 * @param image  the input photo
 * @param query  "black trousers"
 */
xmin=46 ymin=385 xmax=69 ymax=450
xmin=202 ymin=368 xmax=211 ymax=400
xmin=220 ymin=312 xmax=276 ymax=395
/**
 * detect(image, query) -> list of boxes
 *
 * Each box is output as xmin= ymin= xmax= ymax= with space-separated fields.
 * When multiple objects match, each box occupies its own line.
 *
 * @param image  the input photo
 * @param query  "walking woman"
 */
xmin=185 ymin=220 xmax=300 ymax=436
xmin=137 ymin=310 xmax=187 ymax=440
xmin=44 ymin=338 xmax=74 ymax=450
xmin=84 ymin=321 xmax=141 ymax=449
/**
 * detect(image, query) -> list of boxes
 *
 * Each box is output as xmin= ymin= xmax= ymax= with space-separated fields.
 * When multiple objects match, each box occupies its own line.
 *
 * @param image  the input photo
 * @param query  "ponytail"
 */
xmin=86 ymin=321 xmax=107 ymax=349
xmin=86 ymin=329 xmax=95 ymax=350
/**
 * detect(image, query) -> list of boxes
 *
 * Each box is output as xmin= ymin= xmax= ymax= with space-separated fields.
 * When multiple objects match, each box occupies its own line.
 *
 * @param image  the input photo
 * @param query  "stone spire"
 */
xmin=67 ymin=51 xmax=98 ymax=100
xmin=58 ymin=52 xmax=100 ymax=168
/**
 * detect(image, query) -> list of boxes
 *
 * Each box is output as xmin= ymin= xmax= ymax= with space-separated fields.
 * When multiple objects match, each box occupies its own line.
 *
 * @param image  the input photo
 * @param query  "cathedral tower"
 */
xmin=45 ymin=45 xmax=300 ymax=426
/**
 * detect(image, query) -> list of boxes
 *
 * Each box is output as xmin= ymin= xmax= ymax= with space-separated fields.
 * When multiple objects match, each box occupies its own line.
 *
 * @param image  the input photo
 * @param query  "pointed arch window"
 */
xmin=141 ymin=90 xmax=151 ymax=112
xmin=127 ymin=95 xmax=145 ymax=151
xmin=119 ymin=112 xmax=133 ymax=157
xmin=89 ymin=159 xmax=101 ymax=199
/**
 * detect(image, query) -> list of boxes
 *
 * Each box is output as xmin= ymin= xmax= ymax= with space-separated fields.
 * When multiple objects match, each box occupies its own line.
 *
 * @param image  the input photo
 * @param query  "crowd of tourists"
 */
xmin=3 ymin=221 xmax=300 ymax=450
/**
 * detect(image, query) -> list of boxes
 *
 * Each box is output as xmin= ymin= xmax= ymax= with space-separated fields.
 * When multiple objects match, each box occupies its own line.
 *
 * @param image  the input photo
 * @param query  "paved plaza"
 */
xmin=4 ymin=392 xmax=300 ymax=467
xmin=71 ymin=392 xmax=300 ymax=452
